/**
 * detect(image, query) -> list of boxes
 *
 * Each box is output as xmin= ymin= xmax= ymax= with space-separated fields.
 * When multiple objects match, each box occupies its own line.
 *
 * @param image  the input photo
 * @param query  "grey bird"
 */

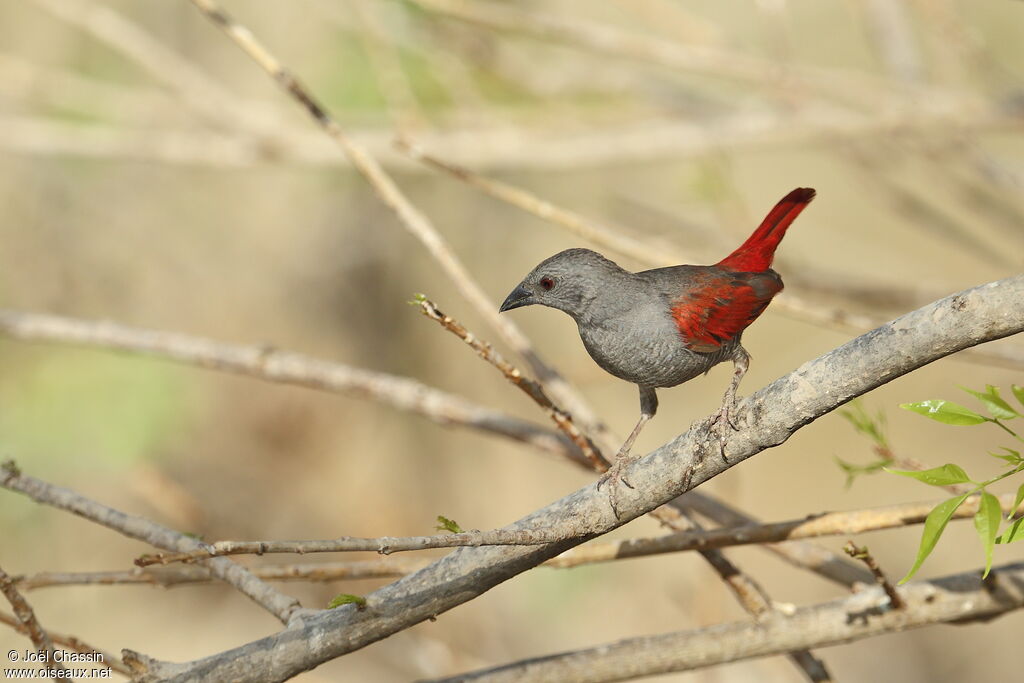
xmin=499 ymin=188 xmax=815 ymax=510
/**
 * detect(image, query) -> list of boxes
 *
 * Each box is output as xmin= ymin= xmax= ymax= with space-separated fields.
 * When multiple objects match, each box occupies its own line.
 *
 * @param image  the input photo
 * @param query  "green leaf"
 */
xmin=1013 ymin=385 xmax=1024 ymax=408
xmin=997 ymin=516 xmax=1024 ymax=544
xmin=834 ymin=456 xmax=887 ymax=488
xmin=839 ymin=401 xmax=889 ymax=448
xmin=961 ymin=385 xmax=1019 ymax=420
xmin=885 ymin=464 xmax=972 ymax=487
xmin=900 ymin=493 xmax=971 ymax=583
xmin=973 ymin=491 xmax=1001 ymax=578
xmin=988 ymin=447 xmax=1022 ymax=465
xmin=1010 ymin=482 xmax=1024 ymax=522
xmin=900 ymin=400 xmax=987 ymax=425
xmin=434 ymin=515 xmax=463 ymax=534
xmin=328 ymin=593 xmax=367 ymax=610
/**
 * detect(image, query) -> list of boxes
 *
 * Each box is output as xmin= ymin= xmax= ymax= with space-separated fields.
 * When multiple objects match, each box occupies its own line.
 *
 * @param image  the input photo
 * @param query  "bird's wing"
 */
xmin=666 ymin=269 xmax=783 ymax=352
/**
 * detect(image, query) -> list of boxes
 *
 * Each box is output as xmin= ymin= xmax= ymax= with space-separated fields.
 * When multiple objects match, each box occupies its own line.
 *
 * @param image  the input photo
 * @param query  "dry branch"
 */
xmin=0 ymin=461 xmax=305 ymax=626
xmin=16 ymin=559 xmax=430 ymax=590
xmin=0 ymin=309 xmax=568 ymax=457
xmin=433 ymin=561 xmax=1024 ymax=682
xmin=844 ymin=541 xmax=904 ymax=610
xmin=416 ymin=297 xmax=605 ymax=471
xmin=126 ymin=274 xmax=1024 ymax=681
xmin=0 ymin=565 xmax=64 ymax=673
xmin=0 ymin=611 xmax=131 ymax=677
xmin=123 ymin=489 xmax=1022 ymax=569
xmin=135 ymin=528 xmax=580 ymax=567
xmin=550 ymin=490 xmax=1022 ymax=567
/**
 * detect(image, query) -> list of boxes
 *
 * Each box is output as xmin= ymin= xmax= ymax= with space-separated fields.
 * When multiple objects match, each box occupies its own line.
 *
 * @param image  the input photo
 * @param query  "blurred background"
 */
xmin=1 ymin=0 xmax=1023 ymax=680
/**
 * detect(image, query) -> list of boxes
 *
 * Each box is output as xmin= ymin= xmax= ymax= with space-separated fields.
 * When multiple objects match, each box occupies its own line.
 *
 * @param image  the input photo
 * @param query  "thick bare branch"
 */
xmin=128 ymin=275 xmax=1024 ymax=681
xmin=433 ymin=561 xmax=1024 ymax=682
xmin=0 ymin=461 xmax=305 ymax=626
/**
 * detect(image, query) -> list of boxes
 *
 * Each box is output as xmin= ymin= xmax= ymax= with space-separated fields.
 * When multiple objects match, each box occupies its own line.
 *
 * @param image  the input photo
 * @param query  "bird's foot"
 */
xmin=597 ymin=452 xmax=636 ymax=519
xmin=708 ymin=398 xmax=741 ymax=463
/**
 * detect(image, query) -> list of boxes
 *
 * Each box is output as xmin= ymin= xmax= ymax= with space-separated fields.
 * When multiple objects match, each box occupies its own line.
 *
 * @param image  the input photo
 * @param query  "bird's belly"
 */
xmin=579 ymin=321 xmax=733 ymax=388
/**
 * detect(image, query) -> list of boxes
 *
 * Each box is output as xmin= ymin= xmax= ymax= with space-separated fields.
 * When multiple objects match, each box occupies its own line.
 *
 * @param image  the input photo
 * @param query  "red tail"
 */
xmin=716 ymin=187 xmax=815 ymax=272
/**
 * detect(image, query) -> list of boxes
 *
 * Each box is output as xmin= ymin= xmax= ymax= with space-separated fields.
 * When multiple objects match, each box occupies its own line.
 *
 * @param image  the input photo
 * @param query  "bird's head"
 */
xmin=499 ymin=248 xmax=626 ymax=320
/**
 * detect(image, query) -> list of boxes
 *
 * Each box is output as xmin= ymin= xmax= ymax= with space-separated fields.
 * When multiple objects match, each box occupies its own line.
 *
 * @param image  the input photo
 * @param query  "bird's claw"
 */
xmin=709 ymin=398 xmax=741 ymax=463
xmin=598 ymin=456 xmax=635 ymax=519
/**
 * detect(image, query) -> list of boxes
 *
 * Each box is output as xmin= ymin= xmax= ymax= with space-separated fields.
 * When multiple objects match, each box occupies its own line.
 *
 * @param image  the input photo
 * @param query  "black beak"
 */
xmin=499 ymin=284 xmax=534 ymax=312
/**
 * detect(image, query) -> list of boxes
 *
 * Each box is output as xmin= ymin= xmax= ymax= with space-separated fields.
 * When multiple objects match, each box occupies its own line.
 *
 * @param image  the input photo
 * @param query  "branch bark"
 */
xmin=126 ymin=275 xmax=1023 ymax=681
xmin=0 ymin=461 xmax=306 ymax=626
xmin=432 ymin=561 xmax=1024 ymax=682
xmin=0 ymin=309 xmax=568 ymax=457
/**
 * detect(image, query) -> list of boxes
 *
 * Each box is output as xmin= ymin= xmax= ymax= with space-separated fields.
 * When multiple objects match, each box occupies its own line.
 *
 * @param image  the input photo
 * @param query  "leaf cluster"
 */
xmin=891 ymin=385 xmax=1024 ymax=582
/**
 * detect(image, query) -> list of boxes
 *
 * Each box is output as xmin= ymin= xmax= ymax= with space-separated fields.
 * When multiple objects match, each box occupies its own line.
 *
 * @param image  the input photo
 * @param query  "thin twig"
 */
xmin=29 ymin=479 xmax=989 ymax=582
xmin=0 ymin=461 xmax=306 ymax=626
xmin=550 ymin=491 xmax=1022 ymax=568
xmin=134 ymin=528 xmax=585 ymax=567
xmin=844 ymin=541 xmax=905 ymax=609
xmin=0 ymin=610 xmax=131 ymax=677
xmin=416 ymin=296 xmax=606 ymax=471
xmin=396 ymin=138 xmax=664 ymax=266
xmin=16 ymin=559 xmax=430 ymax=590
xmin=0 ymin=565 xmax=65 ymax=672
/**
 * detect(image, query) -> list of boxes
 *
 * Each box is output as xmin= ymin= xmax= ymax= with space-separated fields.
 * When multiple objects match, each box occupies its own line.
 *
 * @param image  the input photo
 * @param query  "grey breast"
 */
xmin=577 ymin=294 xmax=725 ymax=389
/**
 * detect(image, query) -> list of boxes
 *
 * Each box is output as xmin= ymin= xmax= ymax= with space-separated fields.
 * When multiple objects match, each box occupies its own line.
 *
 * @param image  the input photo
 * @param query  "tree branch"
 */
xmin=0 ymin=309 xmax=568 ymax=458
xmin=126 ymin=274 xmax=1023 ymax=681
xmin=0 ymin=610 xmax=131 ymax=677
xmin=0 ymin=306 xmax=870 ymax=587
xmin=0 ymin=565 xmax=65 ymax=673
xmin=432 ymin=561 xmax=1024 ymax=682
xmin=0 ymin=461 xmax=306 ymax=626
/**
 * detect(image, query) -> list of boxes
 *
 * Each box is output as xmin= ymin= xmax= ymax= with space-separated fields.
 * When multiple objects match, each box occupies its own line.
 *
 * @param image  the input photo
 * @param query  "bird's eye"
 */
xmin=539 ymin=276 xmax=556 ymax=291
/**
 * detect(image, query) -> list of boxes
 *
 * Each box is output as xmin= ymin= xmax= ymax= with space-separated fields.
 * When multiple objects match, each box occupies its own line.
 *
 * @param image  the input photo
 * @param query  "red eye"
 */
xmin=539 ymin=277 xmax=555 ymax=291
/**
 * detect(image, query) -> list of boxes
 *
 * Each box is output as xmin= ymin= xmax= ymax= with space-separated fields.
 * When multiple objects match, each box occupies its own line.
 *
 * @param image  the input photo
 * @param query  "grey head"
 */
xmin=499 ymin=248 xmax=631 ymax=321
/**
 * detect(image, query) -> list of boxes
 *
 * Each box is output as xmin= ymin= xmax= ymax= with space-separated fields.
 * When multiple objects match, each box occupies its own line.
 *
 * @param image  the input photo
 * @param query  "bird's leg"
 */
xmin=710 ymin=345 xmax=750 ymax=460
xmin=599 ymin=386 xmax=657 ymax=518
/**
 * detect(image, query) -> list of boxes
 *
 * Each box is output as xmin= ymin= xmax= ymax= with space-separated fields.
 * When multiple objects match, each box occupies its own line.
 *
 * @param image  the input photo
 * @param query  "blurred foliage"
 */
xmin=0 ymin=347 xmax=191 ymax=472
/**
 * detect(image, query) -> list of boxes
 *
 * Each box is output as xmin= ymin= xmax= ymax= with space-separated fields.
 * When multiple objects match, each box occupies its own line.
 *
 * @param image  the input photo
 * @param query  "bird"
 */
xmin=498 ymin=187 xmax=815 ymax=512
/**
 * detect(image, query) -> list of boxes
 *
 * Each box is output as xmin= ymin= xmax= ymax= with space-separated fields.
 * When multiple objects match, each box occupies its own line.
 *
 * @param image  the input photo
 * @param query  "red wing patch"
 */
xmin=670 ymin=274 xmax=782 ymax=352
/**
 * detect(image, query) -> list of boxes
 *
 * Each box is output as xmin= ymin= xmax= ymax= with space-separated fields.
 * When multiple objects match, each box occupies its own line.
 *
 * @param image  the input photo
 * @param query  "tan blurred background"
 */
xmin=1 ymin=0 xmax=1023 ymax=680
